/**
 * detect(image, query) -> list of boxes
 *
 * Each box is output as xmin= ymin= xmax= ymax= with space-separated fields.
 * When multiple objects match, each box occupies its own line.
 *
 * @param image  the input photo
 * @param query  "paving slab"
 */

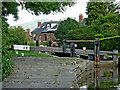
xmin=2 ymin=57 xmax=89 ymax=88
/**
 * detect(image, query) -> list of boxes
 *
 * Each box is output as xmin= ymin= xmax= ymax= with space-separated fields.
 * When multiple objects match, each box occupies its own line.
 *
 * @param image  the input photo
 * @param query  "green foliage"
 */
xmin=8 ymin=26 xmax=28 ymax=45
xmin=68 ymin=25 xmax=96 ymax=40
xmin=100 ymin=36 xmax=120 ymax=51
xmin=22 ymin=2 xmax=75 ymax=15
xmin=95 ymin=34 xmax=104 ymax=39
xmin=2 ymin=29 xmax=13 ymax=80
xmin=103 ymin=72 xmax=113 ymax=77
xmin=2 ymin=2 xmax=20 ymax=21
xmin=10 ymin=50 xmax=53 ymax=57
xmin=39 ymin=42 xmax=49 ymax=46
xmin=86 ymin=2 xmax=118 ymax=25
xmin=93 ymin=13 xmax=120 ymax=36
xmin=28 ymin=41 xmax=36 ymax=46
xmin=72 ymin=36 xmax=120 ymax=51
xmin=89 ymin=81 xmax=118 ymax=88
xmin=100 ymin=81 xmax=118 ymax=88
xmin=55 ymin=18 xmax=79 ymax=42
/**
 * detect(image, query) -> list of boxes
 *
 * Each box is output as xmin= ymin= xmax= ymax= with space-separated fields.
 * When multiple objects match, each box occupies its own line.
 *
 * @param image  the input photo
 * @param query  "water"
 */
xmin=75 ymin=62 xmax=120 ymax=89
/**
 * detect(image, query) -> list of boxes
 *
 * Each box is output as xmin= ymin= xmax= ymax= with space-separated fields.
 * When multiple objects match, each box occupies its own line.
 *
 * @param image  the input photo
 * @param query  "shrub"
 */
xmin=39 ymin=42 xmax=49 ymax=46
xmin=75 ymin=36 xmax=120 ymax=51
xmin=100 ymin=36 xmax=120 ymax=51
xmin=95 ymin=34 xmax=104 ymax=39
xmin=28 ymin=41 xmax=36 ymax=46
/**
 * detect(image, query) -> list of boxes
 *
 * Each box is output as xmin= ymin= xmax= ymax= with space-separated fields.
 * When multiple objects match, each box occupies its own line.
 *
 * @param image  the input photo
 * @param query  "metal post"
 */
xmin=63 ymin=40 xmax=66 ymax=53
xmin=70 ymin=43 xmax=75 ymax=57
xmin=94 ymin=38 xmax=100 ymax=62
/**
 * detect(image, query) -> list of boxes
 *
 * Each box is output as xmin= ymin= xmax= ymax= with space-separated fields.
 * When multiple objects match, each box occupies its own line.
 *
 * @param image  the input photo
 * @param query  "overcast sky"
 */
xmin=7 ymin=0 xmax=89 ymax=26
xmin=7 ymin=0 xmax=120 ymax=26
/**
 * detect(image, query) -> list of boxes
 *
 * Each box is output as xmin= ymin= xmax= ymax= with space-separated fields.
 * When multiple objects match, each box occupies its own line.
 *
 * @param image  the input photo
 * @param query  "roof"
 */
xmin=31 ymin=21 xmax=60 ymax=34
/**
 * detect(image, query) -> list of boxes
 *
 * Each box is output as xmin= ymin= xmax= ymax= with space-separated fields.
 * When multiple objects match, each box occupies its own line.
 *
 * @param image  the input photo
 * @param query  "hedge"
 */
xmin=75 ymin=36 xmax=120 ymax=51
xmin=100 ymin=36 xmax=120 ymax=51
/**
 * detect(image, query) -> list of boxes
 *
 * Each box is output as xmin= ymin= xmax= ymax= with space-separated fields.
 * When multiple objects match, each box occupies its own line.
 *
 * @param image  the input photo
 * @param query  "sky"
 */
xmin=7 ymin=0 xmax=89 ymax=26
xmin=6 ymin=0 xmax=120 ymax=30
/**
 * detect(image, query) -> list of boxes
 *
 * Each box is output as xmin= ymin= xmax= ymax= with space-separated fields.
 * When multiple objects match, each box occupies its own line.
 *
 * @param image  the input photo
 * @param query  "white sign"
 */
xmin=13 ymin=45 xmax=30 ymax=51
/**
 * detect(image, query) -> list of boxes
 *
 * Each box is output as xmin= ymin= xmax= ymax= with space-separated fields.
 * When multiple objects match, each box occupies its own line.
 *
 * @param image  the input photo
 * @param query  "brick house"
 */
xmin=31 ymin=21 xmax=60 ymax=43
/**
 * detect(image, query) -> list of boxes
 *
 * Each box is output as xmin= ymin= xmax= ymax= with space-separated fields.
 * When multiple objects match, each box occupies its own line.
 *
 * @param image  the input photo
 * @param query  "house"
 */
xmin=31 ymin=21 xmax=61 ymax=43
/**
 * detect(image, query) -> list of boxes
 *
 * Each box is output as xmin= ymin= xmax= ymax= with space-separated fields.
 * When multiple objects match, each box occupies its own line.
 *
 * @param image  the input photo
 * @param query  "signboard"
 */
xmin=13 ymin=45 xmax=30 ymax=51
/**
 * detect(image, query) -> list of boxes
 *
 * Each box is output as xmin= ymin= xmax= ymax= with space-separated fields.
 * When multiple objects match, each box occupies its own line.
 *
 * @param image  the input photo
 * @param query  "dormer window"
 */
xmin=47 ymin=24 xmax=50 ymax=29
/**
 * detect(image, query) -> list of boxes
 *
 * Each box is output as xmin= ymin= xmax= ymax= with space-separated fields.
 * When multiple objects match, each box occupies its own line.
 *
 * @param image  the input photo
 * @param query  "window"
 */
xmin=49 ymin=35 xmax=51 ymax=41
xmin=33 ymin=34 xmax=36 ymax=41
xmin=44 ymin=34 xmax=47 ymax=41
xmin=39 ymin=35 xmax=41 ymax=42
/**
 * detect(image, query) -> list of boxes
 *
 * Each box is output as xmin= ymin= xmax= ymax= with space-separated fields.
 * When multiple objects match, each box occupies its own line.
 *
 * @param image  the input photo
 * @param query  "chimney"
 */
xmin=38 ymin=22 xmax=42 ymax=27
xmin=27 ymin=28 xmax=30 ymax=34
xmin=79 ymin=14 xmax=83 ymax=22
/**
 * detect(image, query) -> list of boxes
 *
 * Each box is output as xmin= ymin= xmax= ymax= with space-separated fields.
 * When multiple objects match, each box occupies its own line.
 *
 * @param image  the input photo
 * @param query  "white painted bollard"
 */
xmin=21 ymin=53 xmax=24 ymax=56
xmin=75 ymin=44 xmax=77 ymax=48
xmin=83 ymin=47 xmax=86 ymax=50
xmin=15 ymin=51 xmax=18 ymax=54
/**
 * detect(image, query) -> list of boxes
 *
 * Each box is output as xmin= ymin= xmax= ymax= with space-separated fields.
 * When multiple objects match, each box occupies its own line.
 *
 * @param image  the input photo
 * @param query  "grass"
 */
xmin=104 ymin=52 xmax=120 ymax=57
xmin=103 ymin=72 xmax=112 ymax=77
xmin=9 ymin=50 xmax=53 ymax=57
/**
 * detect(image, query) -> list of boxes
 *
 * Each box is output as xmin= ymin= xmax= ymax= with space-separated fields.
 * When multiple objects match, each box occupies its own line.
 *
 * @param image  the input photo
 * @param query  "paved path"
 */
xmin=3 ymin=57 xmax=89 ymax=88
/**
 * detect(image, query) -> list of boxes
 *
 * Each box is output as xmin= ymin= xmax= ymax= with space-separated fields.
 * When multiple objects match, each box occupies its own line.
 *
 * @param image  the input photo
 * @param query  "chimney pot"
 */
xmin=38 ymin=22 xmax=42 ymax=27
xmin=79 ymin=14 xmax=83 ymax=22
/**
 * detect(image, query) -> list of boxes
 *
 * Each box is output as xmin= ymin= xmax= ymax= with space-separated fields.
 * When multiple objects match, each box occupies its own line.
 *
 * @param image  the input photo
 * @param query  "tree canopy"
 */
xmin=86 ymin=2 xmax=118 ymax=25
xmin=8 ymin=26 xmax=28 ymax=45
xmin=2 ymin=2 xmax=75 ymax=21
xmin=54 ymin=18 xmax=79 ymax=41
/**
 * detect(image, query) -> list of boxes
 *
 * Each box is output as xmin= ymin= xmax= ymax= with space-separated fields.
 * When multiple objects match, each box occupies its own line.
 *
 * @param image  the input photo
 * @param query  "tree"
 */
xmin=8 ymin=26 xmax=28 ymax=45
xmin=2 ymin=2 xmax=75 ymax=21
xmin=86 ymin=2 xmax=118 ymax=25
xmin=92 ymin=13 xmax=120 ymax=37
xmin=54 ymin=18 xmax=79 ymax=42
xmin=68 ymin=25 xmax=96 ymax=40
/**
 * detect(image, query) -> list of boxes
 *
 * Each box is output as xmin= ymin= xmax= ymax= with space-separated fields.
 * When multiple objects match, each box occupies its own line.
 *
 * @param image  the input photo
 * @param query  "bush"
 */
xmin=28 ymin=41 xmax=36 ymax=46
xmin=100 ymin=36 xmax=120 ymax=51
xmin=75 ymin=36 xmax=120 ymax=51
xmin=95 ymin=34 xmax=104 ymax=39
xmin=39 ymin=42 xmax=49 ymax=46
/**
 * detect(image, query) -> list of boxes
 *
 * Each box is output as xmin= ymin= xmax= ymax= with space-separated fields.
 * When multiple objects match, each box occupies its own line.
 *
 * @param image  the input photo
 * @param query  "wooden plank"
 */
xmin=66 ymin=40 xmax=95 ymax=43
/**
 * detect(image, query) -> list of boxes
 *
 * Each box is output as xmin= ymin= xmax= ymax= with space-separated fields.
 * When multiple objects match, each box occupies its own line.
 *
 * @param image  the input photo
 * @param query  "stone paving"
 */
xmin=2 ymin=57 xmax=89 ymax=88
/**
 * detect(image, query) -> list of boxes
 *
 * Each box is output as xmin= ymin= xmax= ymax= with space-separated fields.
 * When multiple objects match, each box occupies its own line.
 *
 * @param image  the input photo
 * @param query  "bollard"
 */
xmin=113 ymin=50 xmax=118 ymax=66
xmin=70 ymin=43 xmax=75 ymax=57
xmin=113 ymin=50 xmax=118 ymax=62
xmin=63 ymin=40 xmax=66 ymax=53
xmin=21 ymin=53 xmax=24 ymax=56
